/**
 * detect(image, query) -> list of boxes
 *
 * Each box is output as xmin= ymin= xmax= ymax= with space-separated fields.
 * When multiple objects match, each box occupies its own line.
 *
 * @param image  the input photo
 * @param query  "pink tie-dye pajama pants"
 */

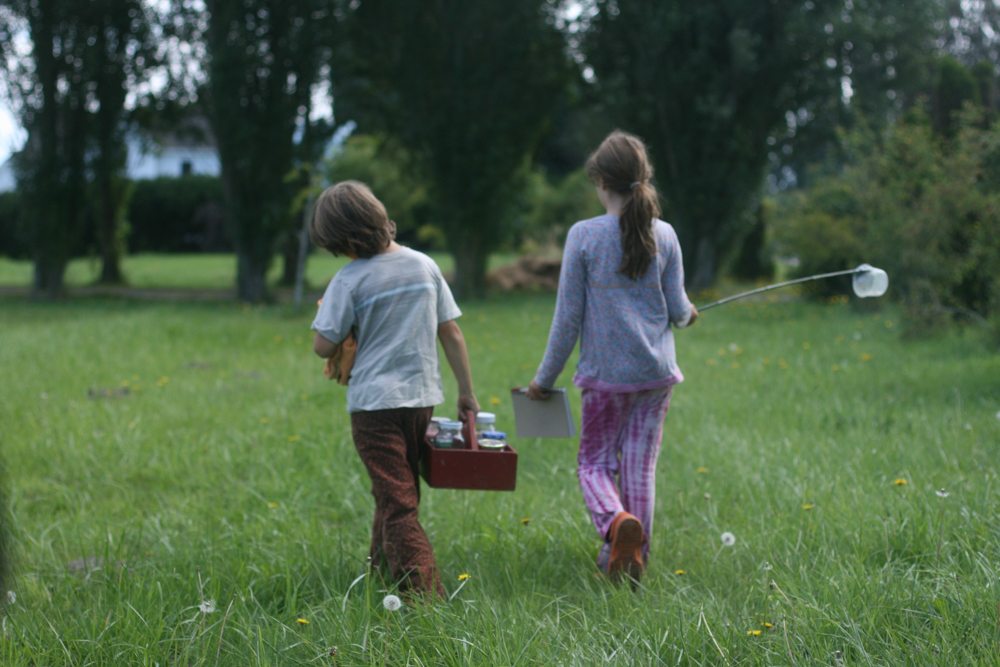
xmin=577 ymin=386 xmax=674 ymax=570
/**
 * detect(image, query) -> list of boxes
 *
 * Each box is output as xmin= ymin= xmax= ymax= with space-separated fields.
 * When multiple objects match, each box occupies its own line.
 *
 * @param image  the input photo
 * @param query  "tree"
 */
xmin=82 ymin=0 xmax=157 ymax=284
xmin=334 ymin=0 xmax=573 ymax=298
xmin=1 ymin=1 xmax=92 ymax=297
xmin=181 ymin=0 xmax=335 ymax=302
xmin=583 ymin=0 xmax=944 ymax=288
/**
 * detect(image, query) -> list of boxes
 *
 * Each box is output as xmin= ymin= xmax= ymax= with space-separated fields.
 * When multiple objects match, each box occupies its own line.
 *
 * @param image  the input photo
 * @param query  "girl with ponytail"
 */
xmin=526 ymin=130 xmax=698 ymax=586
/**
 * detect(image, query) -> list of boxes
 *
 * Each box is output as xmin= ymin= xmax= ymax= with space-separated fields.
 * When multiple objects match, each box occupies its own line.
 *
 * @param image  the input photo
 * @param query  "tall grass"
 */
xmin=0 ymin=290 xmax=998 ymax=665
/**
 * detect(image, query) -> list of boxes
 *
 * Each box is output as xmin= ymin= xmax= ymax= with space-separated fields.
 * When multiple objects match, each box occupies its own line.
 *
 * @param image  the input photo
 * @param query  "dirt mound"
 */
xmin=487 ymin=256 xmax=561 ymax=291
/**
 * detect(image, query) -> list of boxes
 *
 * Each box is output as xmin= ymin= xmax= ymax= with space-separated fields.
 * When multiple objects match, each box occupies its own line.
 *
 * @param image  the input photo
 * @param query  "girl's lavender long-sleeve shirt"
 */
xmin=533 ymin=214 xmax=694 ymax=393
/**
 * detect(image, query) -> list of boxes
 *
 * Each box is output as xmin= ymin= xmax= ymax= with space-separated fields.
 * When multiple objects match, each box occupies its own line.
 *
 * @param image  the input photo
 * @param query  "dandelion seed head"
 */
xmin=382 ymin=594 xmax=402 ymax=611
xmin=936 ymin=488 xmax=949 ymax=498
xmin=720 ymin=531 xmax=736 ymax=547
xmin=6 ymin=591 xmax=15 ymax=605
xmin=199 ymin=599 xmax=216 ymax=614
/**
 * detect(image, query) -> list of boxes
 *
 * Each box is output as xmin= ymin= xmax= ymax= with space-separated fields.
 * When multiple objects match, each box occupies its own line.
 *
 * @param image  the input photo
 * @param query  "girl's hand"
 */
xmin=526 ymin=381 xmax=551 ymax=401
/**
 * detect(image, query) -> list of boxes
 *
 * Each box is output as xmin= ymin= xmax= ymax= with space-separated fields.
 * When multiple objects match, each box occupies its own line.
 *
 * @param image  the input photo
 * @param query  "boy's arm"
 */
xmin=437 ymin=319 xmax=480 ymax=417
xmin=314 ymin=332 xmax=341 ymax=358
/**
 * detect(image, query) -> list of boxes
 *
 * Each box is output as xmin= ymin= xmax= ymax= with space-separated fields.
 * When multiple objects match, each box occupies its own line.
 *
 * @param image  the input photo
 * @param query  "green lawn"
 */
xmin=0 ymin=252 xmax=516 ymax=291
xmin=1 ymin=286 xmax=998 ymax=664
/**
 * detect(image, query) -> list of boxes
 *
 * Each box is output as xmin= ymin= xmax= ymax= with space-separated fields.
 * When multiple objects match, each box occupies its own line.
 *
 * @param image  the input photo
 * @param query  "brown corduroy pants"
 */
xmin=350 ymin=407 xmax=444 ymax=597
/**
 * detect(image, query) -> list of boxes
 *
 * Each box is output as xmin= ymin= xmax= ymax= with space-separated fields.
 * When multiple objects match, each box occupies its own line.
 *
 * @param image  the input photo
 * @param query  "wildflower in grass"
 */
xmin=296 ymin=618 xmax=310 ymax=625
xmin=199 ymin=599 xmax=216 ymax=614
xmin=728 ymin=343 xmax=742 ymax=355
xmin=273 ymin=335 xmax=284 ymax=343
xmin=860 ymin=353 xmax=872 ymax=362
xmin=730 ymin=361 xmax=741 ymax=369
xmin=802 ymin=341 xmax=811 ymax=351
xmin=458 ymin=572 xmax=471 ymax=581
xmin=720 ymin=532 xmax=736 ymax=547
xmin=761 ymin=561 xmax=773 ymax=571
xmin=267 ymin=501 xmax=279 ymax=509
xmin=6 ymin=591 xmax=15 ymax=604
xmin=259 ymin=417 xmax=270 ymax=424
xmin=884 ymin=319 xmax=895 ymax=329
xmin=762 ymin=622 xmax=775 ymax=629
xmin=520 ymin=517 xmax=531 ymax=526
xmin=802 ymin=503 xmax=815 ymax=511
xmin=706 ymin=358 xmax=718 ymax=366
xmin=778 ymin=358 xmax=789 ymax=370
xmin=156 ymin=376 xmax=170 ymax=387
xmin=936 ymin=489 xmax=950 ymax=498
xmin=831 ymin=364 xmax=842 ymax=372
xmin=894 ymin=478 xmax=908 ymax=486
xmin=746 ymin=629 xmax=762 ymax=636
xmin=489 ymin=396 xmax=502 ymax=407
xmin=696 ymin=466 xmax=709 ymax=474
xmin=287 ymin=434 xmax=301 ymax=443
xmin=382 ymin=594 xmax=402 ymax=612
xmin=674 ymin=569 xmax=686 ymax=575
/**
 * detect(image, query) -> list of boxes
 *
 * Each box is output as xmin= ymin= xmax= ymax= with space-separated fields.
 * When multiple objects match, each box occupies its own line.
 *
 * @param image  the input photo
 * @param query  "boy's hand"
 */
xmin=526 ymin=381 xmax=551 ymax=401
xmin=688 ymin=305 xmax=699 ymax=326
xmin=457 ymin=393 xmax=480 ymax=417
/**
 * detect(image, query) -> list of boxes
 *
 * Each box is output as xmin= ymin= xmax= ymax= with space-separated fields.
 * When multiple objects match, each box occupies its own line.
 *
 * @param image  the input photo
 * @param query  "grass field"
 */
xmin=1 ymin=276 xmax=999 ymax=664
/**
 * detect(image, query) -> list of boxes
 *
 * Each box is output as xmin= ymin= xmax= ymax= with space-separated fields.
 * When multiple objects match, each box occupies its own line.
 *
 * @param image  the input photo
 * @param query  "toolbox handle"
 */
xmin=461 ymin=410 xmax=478 ymax=450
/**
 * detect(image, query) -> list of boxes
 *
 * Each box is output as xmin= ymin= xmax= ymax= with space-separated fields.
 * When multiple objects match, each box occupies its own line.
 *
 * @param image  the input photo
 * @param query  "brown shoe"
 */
xmin=607 ymin=512 xmax=644 ymax=585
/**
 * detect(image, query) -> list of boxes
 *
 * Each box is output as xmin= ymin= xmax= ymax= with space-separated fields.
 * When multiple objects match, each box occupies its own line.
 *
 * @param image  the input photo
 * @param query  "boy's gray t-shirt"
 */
xmin=312 ymin=247 xmax=461 ymax=413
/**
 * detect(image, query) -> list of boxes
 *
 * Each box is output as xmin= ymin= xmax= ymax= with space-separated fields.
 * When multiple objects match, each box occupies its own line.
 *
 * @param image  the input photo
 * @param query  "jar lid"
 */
xmin=482 ymin=430 xmax=506 ymax=440
xmin=476 ymin=411 xmax=496 ymax=422
xmin=440 ymin=420 xmax=463 ymax=430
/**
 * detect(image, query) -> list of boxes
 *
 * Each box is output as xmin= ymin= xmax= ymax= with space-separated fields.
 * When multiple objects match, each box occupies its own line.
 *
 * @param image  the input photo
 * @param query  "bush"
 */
xmin=127 ymin=175 xmax=228 ymax=253
xmin=772 ymin=107 xmax=1000 ymax=337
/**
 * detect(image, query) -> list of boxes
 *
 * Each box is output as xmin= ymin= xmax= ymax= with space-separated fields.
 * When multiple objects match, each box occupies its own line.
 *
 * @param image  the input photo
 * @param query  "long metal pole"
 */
xmin=697 ymin=267 xmax=864 ymax=311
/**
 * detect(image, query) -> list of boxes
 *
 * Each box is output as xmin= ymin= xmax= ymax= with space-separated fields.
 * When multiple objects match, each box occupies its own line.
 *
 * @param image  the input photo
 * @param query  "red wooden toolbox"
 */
xmin=420 ymin=412 xmax=518 ymax=491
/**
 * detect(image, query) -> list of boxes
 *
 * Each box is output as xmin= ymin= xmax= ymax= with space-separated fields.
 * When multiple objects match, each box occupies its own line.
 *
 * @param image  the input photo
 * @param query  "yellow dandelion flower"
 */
xmin=259 ymin=417 xmax=270 ymax=424
xmin=763 ymin=622 xmax=774 ymax=629
xmin=706 ymin=358 xmax=718 ymax=366
xmin=860 ymin=353 xmax=872 ymax=362
xmin=778 ymin=358 xmax=789 ymax=370
xmin=746 ymin=629 xmax=762 ymax=637
xmin=287 ymin=434 xmax=301 ymax=443
xmin=674 ymin=569 xmax=686 ymax=575
xmin=267 ymin=501 xmax=279 ymax=509
xmin=457 ymin=573 xmax=471 ymax=581
xmin=831 ymin=364 xmax=842 ymax=372
xmin=802 ymin=503 xmax=815 ymax=511
xmin=893 ymin=478 xmax=908 ymax=486
xmin=520 ymin=517 xmax=531 ymax=526
xmin=489 ymin=396 xmax=502 ymax=407
xmin=730 ymin=361 xmax=741 ymax=369
xmin=296 ymin=618 xmax=309 ymax=625
xmin=273 ymin=335 xmax=284 ymax=343
xmin=156 ymin=376 xmax=170 ymax=387
xmin=802 ymin=341 xmax=811 ymax=351
xmin=696 ymin=466 xmax=709 ymax=474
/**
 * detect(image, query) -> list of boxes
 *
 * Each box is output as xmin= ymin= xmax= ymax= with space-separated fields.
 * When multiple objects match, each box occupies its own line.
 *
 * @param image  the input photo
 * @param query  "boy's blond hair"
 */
xmin=310 ymin=181 xmax=394 ymax=258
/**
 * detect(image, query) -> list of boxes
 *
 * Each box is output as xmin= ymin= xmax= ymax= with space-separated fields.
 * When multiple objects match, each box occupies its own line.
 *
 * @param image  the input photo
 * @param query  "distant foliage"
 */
xmin=0 ymin=192 xmax=29 ymax=260
xmin=128 ymin=176 xmax=228 ymax=253
xmin=771 ymin=107 xmax=1000 ymax=336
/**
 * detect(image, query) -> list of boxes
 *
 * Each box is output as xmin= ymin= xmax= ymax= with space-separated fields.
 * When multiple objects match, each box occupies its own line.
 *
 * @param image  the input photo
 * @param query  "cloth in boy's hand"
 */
xmin=323 ymin=333 xmax=357 ymax=385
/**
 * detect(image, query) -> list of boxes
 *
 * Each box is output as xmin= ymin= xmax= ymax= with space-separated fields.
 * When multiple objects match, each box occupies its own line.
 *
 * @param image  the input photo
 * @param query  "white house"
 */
xmin=0 ymin=116 xmax=220 ymax=193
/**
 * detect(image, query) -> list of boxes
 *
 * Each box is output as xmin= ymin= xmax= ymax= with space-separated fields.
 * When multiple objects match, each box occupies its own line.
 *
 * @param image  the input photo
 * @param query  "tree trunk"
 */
xmin=32 ymin=256 xmax=67 ymax=299
xmin=236 ymin=249 xmax=270 ymax=303
xmin=278 ymin=233 xmax=298 ymax=287
xmin=451 ymin=236 xmax=488 ymax=300
xmin=690 ymin=235 xmax=718 ymax=291
xmin=97 ymin=194 xmax=125 ymax=285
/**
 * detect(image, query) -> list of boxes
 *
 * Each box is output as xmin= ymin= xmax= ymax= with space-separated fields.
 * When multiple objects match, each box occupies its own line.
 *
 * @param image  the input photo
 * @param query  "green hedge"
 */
xmin=127 ymin=175 xmax=229 ymax=253
xmin=0 ymin=192 xmax=29 ymax=259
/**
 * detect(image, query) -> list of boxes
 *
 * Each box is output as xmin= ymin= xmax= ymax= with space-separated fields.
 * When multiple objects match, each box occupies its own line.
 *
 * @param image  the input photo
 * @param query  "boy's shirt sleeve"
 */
xmin=312 ymin=273 xmax=356 ymax=343
xmin=433 ymin=262 xmax=462 ymax=323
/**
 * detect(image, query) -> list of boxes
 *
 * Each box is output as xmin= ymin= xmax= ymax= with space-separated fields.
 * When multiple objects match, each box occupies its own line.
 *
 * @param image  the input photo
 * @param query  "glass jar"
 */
xmin=476 ymin=412 xmax=497 ymax=439
xmin=435 ymin=420 xmax=463 ymax=448
xmin=478 ymin=430 xmax=507 ymax=451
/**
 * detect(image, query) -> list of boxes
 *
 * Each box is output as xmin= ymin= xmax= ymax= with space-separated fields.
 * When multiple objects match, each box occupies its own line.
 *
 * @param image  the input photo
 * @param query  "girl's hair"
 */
xmin=310 ymin=180 xmax=395 ymax=258
xmin=585 ymin=130 xmax=661 ymax=280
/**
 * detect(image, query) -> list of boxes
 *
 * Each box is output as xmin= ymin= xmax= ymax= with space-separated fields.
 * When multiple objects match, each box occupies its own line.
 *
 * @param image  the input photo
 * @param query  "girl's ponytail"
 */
xmin=586 ymin=130 xmax=661 ymax=280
